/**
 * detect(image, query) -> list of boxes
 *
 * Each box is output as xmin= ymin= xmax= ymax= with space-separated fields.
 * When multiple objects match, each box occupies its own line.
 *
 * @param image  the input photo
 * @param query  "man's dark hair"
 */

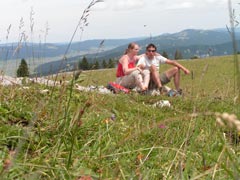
xmin=146 ymin=43 xmax=157 ymax=51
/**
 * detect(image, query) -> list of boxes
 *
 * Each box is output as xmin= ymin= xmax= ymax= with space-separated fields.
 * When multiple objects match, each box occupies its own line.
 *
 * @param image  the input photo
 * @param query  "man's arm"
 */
xmin=166 ymin=59 xmax=190 ymax=74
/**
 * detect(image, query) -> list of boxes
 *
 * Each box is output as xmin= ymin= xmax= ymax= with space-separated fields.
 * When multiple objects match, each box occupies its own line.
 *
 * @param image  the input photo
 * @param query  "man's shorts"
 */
xmin=149 ymin=72 xmax=170 ymax=89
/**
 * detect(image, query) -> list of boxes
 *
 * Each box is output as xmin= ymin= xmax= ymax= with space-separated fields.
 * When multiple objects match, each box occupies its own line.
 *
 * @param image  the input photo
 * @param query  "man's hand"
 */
xmin=183 ymin=69 xmax=191 ymax=75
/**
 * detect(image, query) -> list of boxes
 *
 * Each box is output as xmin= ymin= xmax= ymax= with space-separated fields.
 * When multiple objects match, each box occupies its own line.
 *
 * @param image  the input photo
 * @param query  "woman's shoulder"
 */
xmin=119 ymin=54 xmax=128 ymax=63
xmin=121 ymin=54 xmax=129 ymax=60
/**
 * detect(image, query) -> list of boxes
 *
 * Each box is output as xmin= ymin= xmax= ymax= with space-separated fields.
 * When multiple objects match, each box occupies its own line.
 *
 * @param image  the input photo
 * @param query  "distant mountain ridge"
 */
xmin=34 ymin=28 xmax=240 ymax=76
xmin=1 ymin=28 xmax=239 ymax=76
xmin=85 ymin=28 xmax=239 ymax=59
xmin=0 ymin=37 xmax=145 ymax=61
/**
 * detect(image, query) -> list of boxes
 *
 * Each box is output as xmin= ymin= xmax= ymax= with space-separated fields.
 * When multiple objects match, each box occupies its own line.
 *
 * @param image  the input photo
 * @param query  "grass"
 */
xmin=0 ymin=55 xmax=240 ymax=179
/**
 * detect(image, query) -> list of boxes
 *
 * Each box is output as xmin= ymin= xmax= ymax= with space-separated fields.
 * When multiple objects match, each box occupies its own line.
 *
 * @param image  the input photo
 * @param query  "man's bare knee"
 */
xmin=150 ymin=65 xmax=158 ymax=72
xmin=173 ymin=67 xmax=179 ymax=73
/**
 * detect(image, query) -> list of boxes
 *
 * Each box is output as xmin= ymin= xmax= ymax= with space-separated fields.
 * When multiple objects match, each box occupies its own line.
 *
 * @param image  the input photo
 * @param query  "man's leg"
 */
xmin=164 ymin=67 xmax=181 ymax=91
xmin=150 ymin=65 xmax=162 ymax=89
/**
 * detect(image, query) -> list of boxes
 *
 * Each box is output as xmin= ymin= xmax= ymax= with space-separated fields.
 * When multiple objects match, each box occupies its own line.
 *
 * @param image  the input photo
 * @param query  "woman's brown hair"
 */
xmin=124 ymin=42 xmax=137 ymax=54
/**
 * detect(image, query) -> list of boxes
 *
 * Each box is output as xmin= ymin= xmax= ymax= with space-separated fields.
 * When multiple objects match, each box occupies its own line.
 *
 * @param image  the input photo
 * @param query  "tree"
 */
xmin=102 ymin=59 xmax=107 ymax=69
xmin=17 ymin=58 xmax=29 ymax=77
xmin=79 ymin=56 xmax=89 ymax=70
xmin=190 ymin=55 xmax=199 ymax=59
xmin=108 ymin=58 xmax=115 ymax=68
xmin=94 ymin=61 xmax=99 ymax=69
xmin=162 ymin=51 xmax=169 ymax=59
xmin=174 ymin=50 xmax=183 ymax=60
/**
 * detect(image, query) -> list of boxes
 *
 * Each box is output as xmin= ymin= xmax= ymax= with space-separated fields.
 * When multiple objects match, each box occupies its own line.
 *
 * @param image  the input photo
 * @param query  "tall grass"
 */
xmin=228 ymin=0 xmax=240 ymax=106
xmin=0 ymin=56 xmax=240 ymax=179
xmin=1 ymin=24 xmax=12 ymax=72
xmin=1 ymin=0 xmax=240 ymax=179
xmin=49 ymin=0 xmax=104 ymax=93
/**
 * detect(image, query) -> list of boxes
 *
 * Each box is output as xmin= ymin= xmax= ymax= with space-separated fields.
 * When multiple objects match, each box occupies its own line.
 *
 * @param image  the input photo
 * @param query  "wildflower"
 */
xmin=79 ymin=109 xmax=84 ymax=116
xmin=104 ymin=119 xmax=109 ymax=124
xmin=110 ymin=114 xmax=116 ymax=121
xmin=85 ymin=101 xmax=92 ymax=107
xmin=158 ymin=124 xmax=166 ymax=129
xmin=78 ymin=120 xmax=82 ymax=127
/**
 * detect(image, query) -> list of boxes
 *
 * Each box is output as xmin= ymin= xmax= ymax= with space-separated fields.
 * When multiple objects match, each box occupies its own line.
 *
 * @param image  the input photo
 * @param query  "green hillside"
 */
xmin=0 ymin=55 xmax=240 ymax=179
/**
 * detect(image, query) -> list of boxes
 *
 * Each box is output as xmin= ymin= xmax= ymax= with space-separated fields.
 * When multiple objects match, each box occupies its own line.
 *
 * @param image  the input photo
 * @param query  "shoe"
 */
xmin=162 ymin=86 xmax=171 ymax=93
xmin=137 ymin=87 xmax=148 ymax=95
xmin=168 ymin=89 xmax=177 ymax=97
xmin=149 ymin=89 xmax=161 ymax=96
xmin=140 ymin=90 xmax=147 ymax=95
xmin=168 ymin=89 xmax=182 ymax=97
xmin=177 ymin=89 xmax=182 ymax=95
xmin=158 ymin=86 xmax=164 ymax=94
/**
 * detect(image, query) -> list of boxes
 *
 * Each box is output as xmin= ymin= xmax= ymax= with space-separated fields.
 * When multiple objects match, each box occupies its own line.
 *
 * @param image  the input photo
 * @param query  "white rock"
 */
xmin=152 ymin=100 xmax=171 ymax=108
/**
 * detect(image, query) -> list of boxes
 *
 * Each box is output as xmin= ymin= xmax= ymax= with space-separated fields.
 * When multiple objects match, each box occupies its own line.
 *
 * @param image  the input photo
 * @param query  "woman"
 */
xmin=116 ymin=42 xmax=147 ymax=91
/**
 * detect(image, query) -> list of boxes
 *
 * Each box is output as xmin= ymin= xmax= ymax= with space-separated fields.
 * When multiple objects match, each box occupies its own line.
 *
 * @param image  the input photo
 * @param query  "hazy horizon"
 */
xmin=0 ymin=26 xmax=229 ymax=44
xmin=0 ymin=0 xmax=238 ymax=43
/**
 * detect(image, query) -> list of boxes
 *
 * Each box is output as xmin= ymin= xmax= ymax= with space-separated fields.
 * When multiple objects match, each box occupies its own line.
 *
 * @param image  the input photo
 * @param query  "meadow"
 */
xmin=0 ymin=55 xmax=240 ymax=179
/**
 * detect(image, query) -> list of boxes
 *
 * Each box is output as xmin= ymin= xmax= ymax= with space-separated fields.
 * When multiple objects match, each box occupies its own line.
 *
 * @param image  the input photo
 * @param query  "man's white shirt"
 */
xmin=137 ymin=54 xmax=167 ymax=69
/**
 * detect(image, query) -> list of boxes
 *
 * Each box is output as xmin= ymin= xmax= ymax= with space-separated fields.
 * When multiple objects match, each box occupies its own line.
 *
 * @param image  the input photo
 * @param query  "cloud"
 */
xmin=153 ymin=0 xmax=229 ymax=11
xmin=166 ymin=2 xmax=194 ymax=10
xmin=90 ymin=0 xmax=145 ymax=12
xmin=204 ymin=0 xmax=224 ymax=3
xmin=112 ymin=0 xmax=145 ymax=10
xmin=84 ymin=0 xmax=229 ymax=12
xmin=0 ymin=0 xmax=237 ymax=43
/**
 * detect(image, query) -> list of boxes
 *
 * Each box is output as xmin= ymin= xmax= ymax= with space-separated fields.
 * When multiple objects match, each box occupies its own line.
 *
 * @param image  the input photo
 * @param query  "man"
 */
xmin=137 ymin=43 xmax=190 ymax=94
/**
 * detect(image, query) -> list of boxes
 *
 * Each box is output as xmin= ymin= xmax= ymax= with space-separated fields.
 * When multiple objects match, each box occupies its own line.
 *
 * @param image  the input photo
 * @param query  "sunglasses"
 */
xmin=147 ymin=49 xmax=156 ymax=52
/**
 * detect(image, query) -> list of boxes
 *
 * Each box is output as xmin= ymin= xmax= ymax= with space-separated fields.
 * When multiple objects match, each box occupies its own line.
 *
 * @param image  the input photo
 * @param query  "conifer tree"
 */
xmin=108 ymin=58 xmax=115 ymax=68
xmin=93 ymin=60 xmax=99 ymax=69
xmin=79 ymin=56 xmax=89 ymax=70
xmin=174 ymin=50 xmax=183 ymax=60
xmin=102 ymin=59 xmax=107 ymax=69
xmin=162 ymin=51 xmax=169 ymax=59
xmin=17 ymin=58 xmax=29 ymax=77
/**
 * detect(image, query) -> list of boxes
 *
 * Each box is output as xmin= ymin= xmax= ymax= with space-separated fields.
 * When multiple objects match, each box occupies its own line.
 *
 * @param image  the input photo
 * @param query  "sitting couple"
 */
xmin=116 ymin=42 xmax=190 ymax=94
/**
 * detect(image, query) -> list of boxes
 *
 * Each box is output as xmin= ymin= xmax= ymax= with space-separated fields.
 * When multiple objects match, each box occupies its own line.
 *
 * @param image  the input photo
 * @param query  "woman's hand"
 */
xmin=137 ymin=64 xmax=145 ymax=69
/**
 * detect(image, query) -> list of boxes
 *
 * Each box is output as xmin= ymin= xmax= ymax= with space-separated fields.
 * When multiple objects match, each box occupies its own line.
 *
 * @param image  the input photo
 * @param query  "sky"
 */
xmin=0 ymin=0 xmax=239 ymax=43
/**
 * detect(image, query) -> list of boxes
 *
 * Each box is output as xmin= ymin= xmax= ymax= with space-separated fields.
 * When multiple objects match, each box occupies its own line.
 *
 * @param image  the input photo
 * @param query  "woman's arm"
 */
xmin=135 ymin=54 xmax=144 ymax=61
xmin=121 ymin=56 xmax=141 ymax=75
xmin=136 ymin=56 xmax=146 ymax=69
